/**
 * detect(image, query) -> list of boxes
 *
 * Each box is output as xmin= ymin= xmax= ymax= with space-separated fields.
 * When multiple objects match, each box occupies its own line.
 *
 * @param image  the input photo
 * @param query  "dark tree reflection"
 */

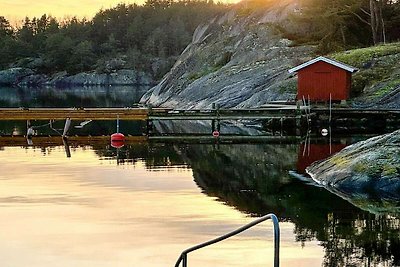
xmin=176 ymin=143 xmax=400 ymax=267
xmin=2 ymin=134 xmax=400 ymax=266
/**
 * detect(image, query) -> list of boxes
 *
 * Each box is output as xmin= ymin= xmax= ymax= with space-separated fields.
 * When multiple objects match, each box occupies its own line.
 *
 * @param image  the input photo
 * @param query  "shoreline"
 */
xmin=0 ymin=67 xmax=156 ymax=88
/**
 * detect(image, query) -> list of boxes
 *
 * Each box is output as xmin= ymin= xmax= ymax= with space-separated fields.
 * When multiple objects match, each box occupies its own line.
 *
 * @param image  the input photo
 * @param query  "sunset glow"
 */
xmin=0 ymin=147 xmax=325 ymax=266
xmin=1 ymin=0 xmax=241 ymax=25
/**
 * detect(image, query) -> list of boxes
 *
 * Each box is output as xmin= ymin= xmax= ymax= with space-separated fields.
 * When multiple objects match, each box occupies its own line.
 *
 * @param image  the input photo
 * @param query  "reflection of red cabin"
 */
xmin=289 ymin=57 xmax=358 ymax=101
xmin=297 ymin=143 xmax=347 ymax=174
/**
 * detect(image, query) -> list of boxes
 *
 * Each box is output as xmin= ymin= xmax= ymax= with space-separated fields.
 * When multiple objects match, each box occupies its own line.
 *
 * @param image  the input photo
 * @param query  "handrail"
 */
xmin=174 ymin=213 xmax=280 ymax=267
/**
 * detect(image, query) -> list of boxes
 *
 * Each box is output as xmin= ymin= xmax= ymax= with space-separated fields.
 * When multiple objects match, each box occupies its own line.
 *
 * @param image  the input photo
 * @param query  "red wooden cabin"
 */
xmin=289 ymin=57 xmax=358 ymax=101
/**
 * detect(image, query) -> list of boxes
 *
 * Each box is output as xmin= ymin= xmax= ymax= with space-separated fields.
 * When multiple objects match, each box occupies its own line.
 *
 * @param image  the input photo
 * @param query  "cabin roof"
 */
xmin=288 ymin=56 xmax=358 ymax=74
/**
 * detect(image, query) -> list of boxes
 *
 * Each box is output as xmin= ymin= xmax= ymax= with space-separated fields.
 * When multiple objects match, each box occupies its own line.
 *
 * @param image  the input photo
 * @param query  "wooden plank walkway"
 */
xmin=0 ymin=106 xmax=397 ymax=123
xmin=150 ymin=106 xmax=306 ymax=120
xmin=312 ymin=107 xmax=400 ymax=115
xmin=0 ymin=106 xmax=305 ymax=121
xmin=0 ymin=108 xmax=164 ymax=121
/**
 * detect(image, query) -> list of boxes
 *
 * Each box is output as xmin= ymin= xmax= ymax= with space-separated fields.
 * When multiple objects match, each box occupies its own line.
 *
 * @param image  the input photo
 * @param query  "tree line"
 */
xmin=0 ymin=0 xmax=399 ymax=78
xmin=0 ymin=0 xmax=228 ymax=78
xmin=295 ymin=0 xmax=400 ymax=52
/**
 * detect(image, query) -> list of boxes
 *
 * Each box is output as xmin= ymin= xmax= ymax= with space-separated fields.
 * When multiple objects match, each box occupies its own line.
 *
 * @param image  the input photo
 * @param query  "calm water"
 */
xmin=0 ymin=87 xmax=399 ymax=266
xmin=0 ymin=141 xmax=399 ymax=267
xmin=0 ymin=86 xmax=150 ymax=107
xmin=0 ymin=143 xmax=318 ymax=267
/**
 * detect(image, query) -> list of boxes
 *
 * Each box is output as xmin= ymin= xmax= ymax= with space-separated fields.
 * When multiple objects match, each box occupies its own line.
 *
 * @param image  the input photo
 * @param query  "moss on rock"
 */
xmin=331 ymin=43 xmax=400 ymax=66
xmin=307 ymin=130 xmax=400 ymax=199
xmin=330 ymin=43 xmax=400 ymax=104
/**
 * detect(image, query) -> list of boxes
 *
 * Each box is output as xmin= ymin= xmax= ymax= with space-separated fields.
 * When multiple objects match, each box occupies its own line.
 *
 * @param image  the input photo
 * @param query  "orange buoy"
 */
xmin=111 ymin=133 xmax=125 ymax=148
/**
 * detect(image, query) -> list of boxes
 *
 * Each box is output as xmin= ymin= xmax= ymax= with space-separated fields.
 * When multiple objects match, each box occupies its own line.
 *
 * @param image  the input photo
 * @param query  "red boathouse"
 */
xmin=289 ymin=56 xmax=358 ymax=102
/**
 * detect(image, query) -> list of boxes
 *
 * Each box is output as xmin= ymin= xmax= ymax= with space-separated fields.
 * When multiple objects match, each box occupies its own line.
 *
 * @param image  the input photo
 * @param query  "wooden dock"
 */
xmin=149 ymin=107 xmax=305 ymax=120
xmin=311 ymin=107 xmax=400 ymax=116
xmin=0 ymin=108 xmax=155 ymax=121
xmin=310 ymin=107 xmax=400 ymax=133
xmin=0 ymin=106 xmax=398 ymax=121
xmin=0 ymin=106 xmax=398 ymax=138
xmin=0 ymin=106 xmax=305 ymax=121
xmin=0 ymin=106 xmax=308 ymax=138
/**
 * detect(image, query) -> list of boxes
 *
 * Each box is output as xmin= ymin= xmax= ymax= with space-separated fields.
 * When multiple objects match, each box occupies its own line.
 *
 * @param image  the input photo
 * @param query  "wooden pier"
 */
xmin=312 ymin=107 xmax=400 ymax=116
xmin=310 ymin=107 xmax=400 ymax=133
xmin=0 ymin=106 xmax=398 ymax=138
xmin=0 ymin=108 xmax=153 ymax=121
xmin=0 ymin=106 xmax=305 ymax=121
xmin=0 ymin=106 xmax=398 ymax=121
xmin=0 ymin=106 xmax=307 ymax=135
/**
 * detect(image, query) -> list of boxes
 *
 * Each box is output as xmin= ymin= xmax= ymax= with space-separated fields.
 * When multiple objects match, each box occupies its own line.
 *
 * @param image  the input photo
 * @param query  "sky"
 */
xmin=0 ymin=0 xmax=240 ymax=26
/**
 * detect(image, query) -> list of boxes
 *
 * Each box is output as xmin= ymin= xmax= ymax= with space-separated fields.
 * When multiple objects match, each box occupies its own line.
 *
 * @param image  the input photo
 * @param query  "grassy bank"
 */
xmin=331 ymin=43 xmax=400 ymax=102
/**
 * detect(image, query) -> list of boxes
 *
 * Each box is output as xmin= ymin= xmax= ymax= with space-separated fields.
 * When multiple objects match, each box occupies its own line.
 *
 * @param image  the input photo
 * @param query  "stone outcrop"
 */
xmin=306 ymin=130 xmax=400 ymax=199
xmin=0 ymin=68 xmax=154 ymax=87
xmin=0 ymin=68 xmax=35 ymax=85
xmin=47 ymin=69 xmax=154 ymax=87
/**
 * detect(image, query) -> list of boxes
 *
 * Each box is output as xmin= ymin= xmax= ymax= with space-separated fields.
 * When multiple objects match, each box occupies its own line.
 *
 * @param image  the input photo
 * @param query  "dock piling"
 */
xmin=62 ymin=118 xmax=72 ymax=138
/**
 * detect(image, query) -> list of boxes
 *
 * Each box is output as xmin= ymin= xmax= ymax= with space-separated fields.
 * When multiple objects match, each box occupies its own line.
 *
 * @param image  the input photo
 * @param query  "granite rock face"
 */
xmin=141 ymin=0 xmax=314 ymax=109
xmin=0 ymin=68 xmax=35 ymax=85
xmin=47 ymin=69 xmax=154 ymax=87
xmin=307 ymin=130 xmax=400 ymax=200
xmin=0 ymin=68 xmax=154 ymax=87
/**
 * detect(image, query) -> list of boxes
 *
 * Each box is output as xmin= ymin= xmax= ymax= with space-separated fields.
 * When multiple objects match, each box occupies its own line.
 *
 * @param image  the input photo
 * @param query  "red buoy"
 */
xmin=111 ymin=133 xmax=125 ymax=148
xmin=111 ymin=133 xmax=125 ymax=141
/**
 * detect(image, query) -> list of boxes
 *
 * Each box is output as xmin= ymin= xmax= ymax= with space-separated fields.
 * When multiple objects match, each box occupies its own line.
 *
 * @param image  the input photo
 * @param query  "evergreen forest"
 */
xmin=0 ymin=0 xmax=399 ymax=79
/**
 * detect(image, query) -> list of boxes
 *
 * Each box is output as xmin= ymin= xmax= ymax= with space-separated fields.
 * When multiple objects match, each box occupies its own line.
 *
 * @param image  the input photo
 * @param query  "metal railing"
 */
xmin=174 ymin=213 xmax=280 ymax=267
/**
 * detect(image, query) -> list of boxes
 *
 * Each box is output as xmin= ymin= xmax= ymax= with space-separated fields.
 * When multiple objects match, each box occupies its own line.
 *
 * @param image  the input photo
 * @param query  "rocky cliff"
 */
xmin=141 ymin=0 xmax=400 ymax=109
xmin=140 ymin=0 xmax=313 ymax=109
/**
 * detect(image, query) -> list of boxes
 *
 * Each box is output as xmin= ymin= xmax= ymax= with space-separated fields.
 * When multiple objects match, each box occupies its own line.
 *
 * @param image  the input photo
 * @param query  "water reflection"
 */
xmin=0 ymin=85 xmax=150 ymax=108
xmin=0 ymin=146 xmax=322 ymax=267
xmin=297 ymin=142 xmax=347 ymax=174
xmin=0 ymin=120 xmax=145 ymax=136
xmin=0 ymin=139 xmax=399 ymax=266
xmin=175 ymin=142 xmax=400 ymax=267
